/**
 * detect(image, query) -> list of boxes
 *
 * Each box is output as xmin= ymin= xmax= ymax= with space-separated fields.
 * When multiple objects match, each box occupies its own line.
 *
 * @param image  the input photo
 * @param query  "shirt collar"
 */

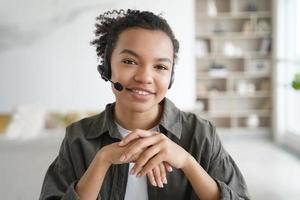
xmin=86 ymin=98 xmax=182 ymax=140
xmin=158 ymin=98 xmax=182 ymax=139
xmin=86 ymin=103 xmax=122 ymax=140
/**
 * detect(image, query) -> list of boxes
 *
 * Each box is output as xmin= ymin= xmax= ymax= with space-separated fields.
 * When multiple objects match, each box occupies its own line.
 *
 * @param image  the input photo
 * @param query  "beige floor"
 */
xmin=220 ymin=133 xmax=300 ymax=200
xmin=0 ymin=132 xmax=300 ymax=199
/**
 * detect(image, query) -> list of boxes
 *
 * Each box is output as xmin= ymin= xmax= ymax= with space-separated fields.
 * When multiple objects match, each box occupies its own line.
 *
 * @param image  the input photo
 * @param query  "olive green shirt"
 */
xmin=39 ymin=98 xmax=250 ymax=200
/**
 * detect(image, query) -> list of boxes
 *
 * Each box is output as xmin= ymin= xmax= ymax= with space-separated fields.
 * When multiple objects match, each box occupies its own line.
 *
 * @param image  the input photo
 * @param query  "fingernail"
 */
xmin=159 ymin=182 xmax=164 ymax=188
xmin=137 ymin=173 xmax=142 ymax=177
xmin=119 ymin=140 xmax=124 ymax=145
xmin=153 ymin=182 xmax=157 ymax=187
xmin=163 ymin=178 xmax=167 ymax=184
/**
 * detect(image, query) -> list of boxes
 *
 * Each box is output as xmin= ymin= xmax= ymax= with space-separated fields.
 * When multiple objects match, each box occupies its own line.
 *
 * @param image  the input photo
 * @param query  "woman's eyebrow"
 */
xmin=119 ymin=49 xmax=139 ymax=57
xmin=155 ymin=58 xmax=172 ymax=64
xmin=119 ymin=49 xmax=172 ymax=64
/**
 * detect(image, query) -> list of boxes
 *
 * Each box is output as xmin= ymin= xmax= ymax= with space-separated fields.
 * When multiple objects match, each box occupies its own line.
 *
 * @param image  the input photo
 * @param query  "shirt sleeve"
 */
xmin=39 ymin=131 xmax=80 ymax=200
xmin=208 ymin=124 xmax=251 ymax=200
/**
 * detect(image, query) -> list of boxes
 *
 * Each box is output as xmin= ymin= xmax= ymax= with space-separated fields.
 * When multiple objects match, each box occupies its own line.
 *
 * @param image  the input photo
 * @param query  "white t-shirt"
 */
xmin=116 ymin=122 xmax=158 ymax=200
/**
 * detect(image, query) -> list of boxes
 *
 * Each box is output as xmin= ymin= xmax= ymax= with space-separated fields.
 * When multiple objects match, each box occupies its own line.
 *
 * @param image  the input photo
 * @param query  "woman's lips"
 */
xmin=127 ymin=87 xmax=155 ymax=101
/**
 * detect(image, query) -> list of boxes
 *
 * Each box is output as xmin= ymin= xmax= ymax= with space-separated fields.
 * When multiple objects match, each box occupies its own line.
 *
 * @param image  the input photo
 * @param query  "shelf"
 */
xmin=197 ymin=91 xmax=271 ymax=99
xmin=196 ymin=72 xmax=271 ymax=79
xmin=195 ymin=0 xmax=273 ymax=132
xmin=196 ymin=110 xmax=271 ymax=118
xmin=217 ymin=127 xmax=271 ymax=135
xmin=197 ymin=52 xmax=271 ymax=60
xmin=196 ymin=32 xmax=272 ymax=39
xmin=197 ymin=11 xmax=272 ymax=20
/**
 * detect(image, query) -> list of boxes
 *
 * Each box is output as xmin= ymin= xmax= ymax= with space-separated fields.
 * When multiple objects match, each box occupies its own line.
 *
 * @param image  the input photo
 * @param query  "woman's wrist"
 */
xmin=96 ymin=150 xmax=112 ymax=169
xmin=75 ymin=150 xmax=112 ymax=199
xmin=181 ymin=153 xmax=196 ymax=172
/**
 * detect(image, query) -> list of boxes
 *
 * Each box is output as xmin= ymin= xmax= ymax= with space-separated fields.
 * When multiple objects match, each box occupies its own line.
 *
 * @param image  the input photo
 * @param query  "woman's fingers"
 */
xmin=119 ymin=129 xmax=156 ymax=146
xmin=153 ymin=166 xmax=164 ymax=188
xmin=127 ymin=153 xmax=139 ymax=163
xmin=164 ymin=162 xmax=173 ymax=172
xmin=120 ymin=134 xmax=163 ymax=162
xmin=147 ymin=170 xmax=157 ymax=187
xmin=146 ymin=163 xmax=171 ymax=187
xmin=138 ymin=153 xmax=165 ymax=177
xmin=129 ymin=144 xmax=162 ymax=174
xmin=159 ymin=163 xmax=167 ymax=184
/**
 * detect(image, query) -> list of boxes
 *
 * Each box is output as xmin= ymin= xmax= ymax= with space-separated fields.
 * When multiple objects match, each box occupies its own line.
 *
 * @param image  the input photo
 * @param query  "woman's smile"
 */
xmin=126 ymin=87 xmax=156 ymax=102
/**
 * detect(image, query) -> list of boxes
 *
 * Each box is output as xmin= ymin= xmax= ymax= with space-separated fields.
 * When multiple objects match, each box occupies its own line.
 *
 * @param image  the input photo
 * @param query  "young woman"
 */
xmin=39 ymin=9 xmax=250 ymax=200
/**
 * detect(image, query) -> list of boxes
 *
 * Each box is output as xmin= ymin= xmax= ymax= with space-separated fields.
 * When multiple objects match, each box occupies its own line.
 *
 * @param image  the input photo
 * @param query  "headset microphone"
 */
xmin=97 ymin=65 xmax=123 ymax=91
xmin=108 ymin=79 xmax=123 ymax=91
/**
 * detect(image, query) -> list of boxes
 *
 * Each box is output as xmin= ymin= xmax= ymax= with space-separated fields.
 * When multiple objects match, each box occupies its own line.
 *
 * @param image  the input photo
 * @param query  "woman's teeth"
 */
xmin=131 ymin=89 xmax=151 ymax=95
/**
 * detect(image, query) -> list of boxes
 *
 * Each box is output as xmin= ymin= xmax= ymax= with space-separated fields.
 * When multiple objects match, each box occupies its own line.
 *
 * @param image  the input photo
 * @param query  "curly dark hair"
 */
xmin=91 ymin=9 xmax=179 ymax=67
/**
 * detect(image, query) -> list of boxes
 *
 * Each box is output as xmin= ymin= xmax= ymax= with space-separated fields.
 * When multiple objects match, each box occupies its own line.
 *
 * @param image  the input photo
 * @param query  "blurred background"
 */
xmin=0 ymin=0 xmax=299 ymax=199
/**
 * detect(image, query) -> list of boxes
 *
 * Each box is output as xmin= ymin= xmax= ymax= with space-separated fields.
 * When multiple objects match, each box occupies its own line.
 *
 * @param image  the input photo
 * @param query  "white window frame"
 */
xmin=274 ymin=0 xmax=300 ymax=152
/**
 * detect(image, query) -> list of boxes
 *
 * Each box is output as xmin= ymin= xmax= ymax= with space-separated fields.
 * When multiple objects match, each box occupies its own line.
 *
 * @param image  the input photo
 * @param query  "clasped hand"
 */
xmin=98 ymin=129 xmax=189 ymax=188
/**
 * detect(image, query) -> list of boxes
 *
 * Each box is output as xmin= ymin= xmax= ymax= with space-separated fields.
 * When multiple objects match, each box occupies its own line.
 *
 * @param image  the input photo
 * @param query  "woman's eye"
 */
xmin=155 ymin=64 xmax=168 ymax=71
xmin=122 ymin=59 xmax=136 ymax=65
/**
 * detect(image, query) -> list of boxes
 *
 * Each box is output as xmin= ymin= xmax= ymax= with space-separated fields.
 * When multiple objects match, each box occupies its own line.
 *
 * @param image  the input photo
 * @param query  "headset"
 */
xmin=97 ymin=46 xmax=175 ymax=90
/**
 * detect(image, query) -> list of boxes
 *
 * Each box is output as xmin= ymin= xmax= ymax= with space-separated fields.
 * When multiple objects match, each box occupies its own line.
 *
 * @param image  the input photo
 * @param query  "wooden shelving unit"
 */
xmin=195 ymin=0 xmax=273 ymax=133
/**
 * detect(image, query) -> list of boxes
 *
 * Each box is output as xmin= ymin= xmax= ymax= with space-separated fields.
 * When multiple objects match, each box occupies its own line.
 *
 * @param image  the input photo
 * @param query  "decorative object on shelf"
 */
xmin=257 ymin=20 xmax=271 ymax=32
xmin=195 ymin=40 xmax=208 ymax=57
xmin=236 ymin=81 xmax=256 ymax=94
xmin=213 ymin=22 xmax=224 ymax=34
xmin=207 ymin=0 xmax=218 ymax=16
xmin=292 ymin=73 xmax=300 ymax=90
xmin=45 ymin=113 xmax=65 ymax=129
xmin=247 ymin=83 xmax=256 ymax=94
xmin=209 ymin=62 xmax=228 ymax=77
xmin=45 ymin=111 xmax=96 ymax=129
xmin=247 ymin=59 xmax=271 ymax=74
xmin=246 ymin=114 xmax=260 ymax=128
xmin=5 ymin=104 xmax=46 ymax=140
xmin=245 ymin=3 xmax=257 ymax=12
xmin=223 ymin=42 xmax=243 ymax=56
xmin=0 ymin=114 xmax=11 ymax=134
xmin=242 ymin=20 xmax=254 ymax=33
xmin=260 ymin=100 xmax=271 ymax=110
xmin=197 ymin=82 xmax=207 ymax=95
xmin=236 ymin=81 xmax=248 ymax=94
xmin=259 ymin=80 xmax=271 ymax=91
xmin=259 ymin=37 xmax=271 ymax=55
xmin=209 ymin=87 xmax=221 ymax=94
xmin=196 ymin=100 xmax=205 ymax=111
xmin=46 ymin=112 xmax=80 ymax=129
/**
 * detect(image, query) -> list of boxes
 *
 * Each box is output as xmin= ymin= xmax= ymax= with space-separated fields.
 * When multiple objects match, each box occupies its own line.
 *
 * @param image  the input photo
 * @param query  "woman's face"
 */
xmin=110 ymin=27 xmax=174 ymax=114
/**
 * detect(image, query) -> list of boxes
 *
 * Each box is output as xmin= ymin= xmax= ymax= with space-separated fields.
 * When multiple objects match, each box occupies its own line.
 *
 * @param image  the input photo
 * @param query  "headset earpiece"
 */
xmin=98 ymin=46 xmax=111 ymax=81
xmin=97 ymin=64 xmax=109 ymax=81
xmin=168 ymin=65 xmax=175 ymax=89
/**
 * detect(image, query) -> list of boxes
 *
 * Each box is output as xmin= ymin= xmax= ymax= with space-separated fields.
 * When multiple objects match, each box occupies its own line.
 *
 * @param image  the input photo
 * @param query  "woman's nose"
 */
xmin=133 ymin=66 xmax=154 ymax=84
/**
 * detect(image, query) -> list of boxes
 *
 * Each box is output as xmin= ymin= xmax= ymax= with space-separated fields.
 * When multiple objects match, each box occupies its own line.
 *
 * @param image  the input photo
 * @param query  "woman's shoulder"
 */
xmin=180 ymin=110 xmax=217 ymax=140
xmin=181 ymin=110 xmax=211 ymax=125
xmin=163 ymin=98 xmax=217 ymax=140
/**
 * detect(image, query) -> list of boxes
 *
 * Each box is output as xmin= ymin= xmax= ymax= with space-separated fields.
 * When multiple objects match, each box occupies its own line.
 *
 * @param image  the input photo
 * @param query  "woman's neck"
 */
xmin=114 ymin=104 xmax=163 ymax=131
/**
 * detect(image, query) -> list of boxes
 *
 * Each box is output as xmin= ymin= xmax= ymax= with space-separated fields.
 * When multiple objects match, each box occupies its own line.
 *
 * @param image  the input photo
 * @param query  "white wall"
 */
xmin=0 ymin=0 xmax=196 ymax=112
